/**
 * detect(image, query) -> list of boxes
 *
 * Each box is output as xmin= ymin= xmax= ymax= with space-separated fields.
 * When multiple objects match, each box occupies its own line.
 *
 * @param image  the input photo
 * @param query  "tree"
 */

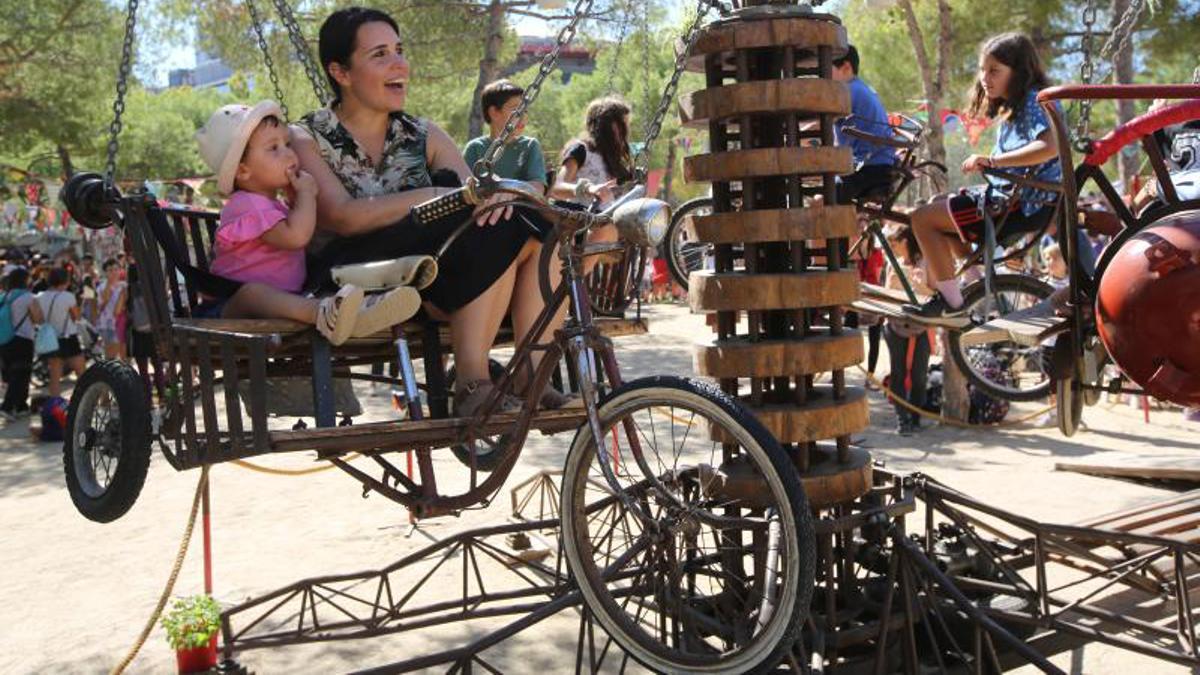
xmin=0 ymin=0 xmax=125 ymax=178
xmin=113 ymin=86 xmax=232 ymax=180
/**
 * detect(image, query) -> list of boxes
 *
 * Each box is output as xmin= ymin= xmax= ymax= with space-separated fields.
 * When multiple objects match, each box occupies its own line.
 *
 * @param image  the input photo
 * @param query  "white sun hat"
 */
xmin=195 ymin=100 xmax=284 ymax=196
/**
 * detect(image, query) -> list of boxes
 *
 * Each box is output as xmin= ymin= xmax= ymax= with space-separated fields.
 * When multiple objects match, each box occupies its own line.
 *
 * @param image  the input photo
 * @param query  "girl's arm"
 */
xmin=292 ymin=126 xmax=446 ymax=236
xmin=548 ymin=159 xmax=616 ymax=202
xmin=260 ymin=169 xmax=320 ymax=250
xmin=962 ymin=129 xmax=1058 ymax=173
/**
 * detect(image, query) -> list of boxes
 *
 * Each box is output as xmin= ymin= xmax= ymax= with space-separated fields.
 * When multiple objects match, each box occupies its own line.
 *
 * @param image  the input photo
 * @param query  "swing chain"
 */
xmin=605 ymin=1 xmax=633 ymax=93
xmin=246 ymin=0 xmax=290 ymax=121
xmin=631 ymin=0 xmax=711 ymax=179
xmin=1073 ymin=0 xmax=1098 ymax=152
xmin=269 ymin=0 xmax=330 ymax=105
xmin=104 ymin=0 xmax=140 ymax=188
xmin=478 ymin=0 xmax=596 ymax=178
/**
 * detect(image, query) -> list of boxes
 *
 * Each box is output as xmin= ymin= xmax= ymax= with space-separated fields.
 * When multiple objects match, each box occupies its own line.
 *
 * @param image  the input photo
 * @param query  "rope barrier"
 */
xmin=857 ymin=365 xmax=1054 ymax=429
xmin=230 ymin=453 xmax=360 ymax=476
xmin=109 ymin=466 xmax=209 ymax=675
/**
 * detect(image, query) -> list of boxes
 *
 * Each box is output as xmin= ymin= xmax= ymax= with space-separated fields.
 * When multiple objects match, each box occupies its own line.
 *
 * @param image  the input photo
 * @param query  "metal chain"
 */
xmin=269 ymin=0 xmax=330 ymax=106
xmin=605 ymin=1 xmax=633 ymax=93
xmin=1072 ymin=0 xmax=1098 ymax=151
xmin=478 ymin=0 xmax=596 ymax=177
xmin=247 ymin=0 xmax=290 ymax=121
xmin=104 ymin=0 xmax=140 ymax=188
xmin=631 ymin=0 xmax=711 ymax=177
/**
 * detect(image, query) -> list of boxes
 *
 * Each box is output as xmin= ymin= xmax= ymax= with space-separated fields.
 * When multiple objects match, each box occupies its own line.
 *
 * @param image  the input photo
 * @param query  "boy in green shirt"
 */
xmin=463 ymin=80 xmax=548 ymax=193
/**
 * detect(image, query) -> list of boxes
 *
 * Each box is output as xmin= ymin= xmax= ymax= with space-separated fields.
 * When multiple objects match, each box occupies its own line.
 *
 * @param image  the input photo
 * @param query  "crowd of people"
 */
xmin=0 ymin=251 xmax=161 ymax=421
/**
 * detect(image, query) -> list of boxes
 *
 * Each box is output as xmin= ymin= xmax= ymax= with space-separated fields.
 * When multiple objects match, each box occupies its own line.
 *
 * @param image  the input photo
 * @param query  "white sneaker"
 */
xmin=315 ymin=285 xmax=365 ymax=346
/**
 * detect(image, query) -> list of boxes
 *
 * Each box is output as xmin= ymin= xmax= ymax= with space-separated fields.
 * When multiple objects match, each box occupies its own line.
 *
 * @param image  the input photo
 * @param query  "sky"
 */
xmin=147 ymin=1 xmax=689 ymax=86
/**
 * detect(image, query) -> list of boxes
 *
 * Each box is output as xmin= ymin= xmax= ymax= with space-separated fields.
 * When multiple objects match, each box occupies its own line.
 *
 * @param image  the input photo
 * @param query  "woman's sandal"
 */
xmin=315 ymin=285 xmax=365 ymax=346
xmin=454 ymin=379 xmax=523 ymax=418
xmin=512 ymin=366 xmax=582 ymax=411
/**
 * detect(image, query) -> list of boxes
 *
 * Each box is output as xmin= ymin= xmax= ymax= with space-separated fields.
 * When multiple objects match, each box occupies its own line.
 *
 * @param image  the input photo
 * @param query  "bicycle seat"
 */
xmin=331 ymin=255 xmax=439 ymax=292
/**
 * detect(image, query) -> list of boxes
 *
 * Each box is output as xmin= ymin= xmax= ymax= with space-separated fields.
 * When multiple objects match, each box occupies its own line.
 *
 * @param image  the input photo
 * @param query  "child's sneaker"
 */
xmin=901 ymin=293 xmax=971 ymax=328
xmin=351 ymin=287 xmax=422 ymax=338
xmin=316 ymin=285 xmax=365 ymax=346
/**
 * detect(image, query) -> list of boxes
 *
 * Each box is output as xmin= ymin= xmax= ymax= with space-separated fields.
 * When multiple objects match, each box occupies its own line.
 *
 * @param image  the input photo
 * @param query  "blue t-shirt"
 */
xmin=993 ymin=89 xmax=1062 ymax=216
xmin=835 ymin=77 xmax=897 ymax=168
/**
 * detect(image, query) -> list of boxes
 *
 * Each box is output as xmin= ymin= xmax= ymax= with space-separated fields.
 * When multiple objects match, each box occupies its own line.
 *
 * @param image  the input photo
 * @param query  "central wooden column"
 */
xmin=679 ymin=8 xmax=871 ymax=507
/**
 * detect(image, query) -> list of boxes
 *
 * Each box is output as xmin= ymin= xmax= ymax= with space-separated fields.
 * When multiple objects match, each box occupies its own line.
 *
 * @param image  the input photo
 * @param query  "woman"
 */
xmin=902 ymin=32 xmax=1061 ymax=326
xmin=96 ymin=258 xmax=127 ymax=360
xmin=293 ymin=7 xmax=568 ymax=416
xmin=37 ymin=266 xmax=85 ymax=398
xmin=1 ymin=267 xmax=42 ymax=418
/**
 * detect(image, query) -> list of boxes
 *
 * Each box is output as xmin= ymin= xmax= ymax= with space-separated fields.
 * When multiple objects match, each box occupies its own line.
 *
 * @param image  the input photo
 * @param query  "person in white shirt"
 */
xmin=1 ymin=267 xmax=42 ymax=417
xmin=37 ymin=266 xmax=84 ymax=398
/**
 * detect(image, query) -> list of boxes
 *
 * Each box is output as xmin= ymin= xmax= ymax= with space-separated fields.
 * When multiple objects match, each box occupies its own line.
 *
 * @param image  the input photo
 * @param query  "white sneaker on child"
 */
xmin=351 ymin=286 xmax=423 ymax=338
xmin=316 ymin=285 xmax=365 ymax=346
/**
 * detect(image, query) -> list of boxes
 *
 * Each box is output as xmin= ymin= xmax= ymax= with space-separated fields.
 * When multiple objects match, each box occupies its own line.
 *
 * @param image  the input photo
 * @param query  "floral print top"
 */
xmin=298 ymin=107 xmax=433 ymax=253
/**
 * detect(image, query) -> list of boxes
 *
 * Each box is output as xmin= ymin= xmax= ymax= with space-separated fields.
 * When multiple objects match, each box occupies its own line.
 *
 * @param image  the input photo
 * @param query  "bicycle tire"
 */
xmin=560 ymin=375 xmax=814 ymax=674
xmin=665 ymin=197 xmax=713 ymax=291
xmin=947 ymin=274 xmax=1056 ymax=403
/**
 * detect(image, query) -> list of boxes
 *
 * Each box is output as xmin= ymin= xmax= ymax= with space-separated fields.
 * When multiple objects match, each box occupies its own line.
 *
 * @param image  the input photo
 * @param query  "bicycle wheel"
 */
xmin=560 ymin=376 xmax=814 ymax=674
xmin=665 ymin=197 xmax=713 ymax=291
xmin=948 ymin=275 xmax=1056 ymax=402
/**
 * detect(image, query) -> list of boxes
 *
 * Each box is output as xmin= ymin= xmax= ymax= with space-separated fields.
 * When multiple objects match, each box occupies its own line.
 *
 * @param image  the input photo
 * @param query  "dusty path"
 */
xmin=1 ymin=303 xmax=1196 ymax=674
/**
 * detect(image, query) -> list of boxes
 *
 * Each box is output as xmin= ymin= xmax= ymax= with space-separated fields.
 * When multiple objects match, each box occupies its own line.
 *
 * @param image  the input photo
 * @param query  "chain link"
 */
xmin=478 ymin=0 xmax=595 ymax=176
xmin=247 ymin=0 xmax=290 ymax=121
xmin=631 ymin=0 xmax=710 ymax=178
xmin=605 ymin=1 xmax=633 ymax=93
xmin=104 ymin=0 xmax=140 ymax=188
xmin=1073 ymin=0 xmax=1098 ymax=151
xmin=269 ymin=0 xmax=330 ymax=106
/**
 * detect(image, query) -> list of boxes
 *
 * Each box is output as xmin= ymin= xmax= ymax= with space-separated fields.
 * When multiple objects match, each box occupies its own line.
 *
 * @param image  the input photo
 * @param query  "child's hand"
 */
xmin=961 ymin=154 xmax=993 ymax=173
xmin=289 ymin=168 xmax=319 ymax=197
xmin=589 ymin=179 xmax=617 ymax=203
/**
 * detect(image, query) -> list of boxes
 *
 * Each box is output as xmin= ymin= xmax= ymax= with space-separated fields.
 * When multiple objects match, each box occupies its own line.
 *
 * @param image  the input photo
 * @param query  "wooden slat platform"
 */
xmin=1074 ymin=489 xmax=1200 ymax=545
xmin=959 ymin=298 xmax=1069 ymax=347
xmin=1058 ymin=462 xmax=1200 ymax=485
xmin=848 ymin=283 xmax=927 ymax=321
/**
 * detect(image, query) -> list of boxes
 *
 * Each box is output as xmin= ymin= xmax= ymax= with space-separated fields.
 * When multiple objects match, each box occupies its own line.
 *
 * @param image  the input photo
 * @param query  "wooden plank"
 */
xmin=688 ymin=16 xmax=847 ymax=64
xmin=689 ymin=270 xmax=859 ymax=312
xmin=195 ymin=332 xmax=222 ymax=460
xmin=859 ymin=282 xmax=928 ymax=305
xmin=961 ymin=299 xmax=1069 ymax=348
xmin=1057 ymin=463 xmax=1200 ymax=484
xmin=686 ymin=206 xmax=858 ymax=244
xmin=693 ymin=333 xmax=863 ymax=379
xmin=220 ymin=339 xmax=245 ymax=457
xmin=712 ymin=387 xmax=869 ymax=444
xmin=1077 ymin=489 xmax=1200 ymax=529
xmin=171 ymin=316 xmax=649 ymax=343
xmin=679 ymin=79 xmax=849 ymax=127
xmin=849 ymin=297 xmax=908 ymax=321
xmin=684 ymin=146 xmax=853 ymax=183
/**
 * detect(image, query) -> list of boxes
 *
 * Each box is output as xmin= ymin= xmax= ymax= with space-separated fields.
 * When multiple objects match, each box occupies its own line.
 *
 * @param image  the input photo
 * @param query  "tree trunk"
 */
xmin=468 ymin=0 xmax=507 ymax=140
xmin=661 ymin=140 xmax=676 ymax=201
xmin=1111 ymin=0 xmax=1137 ymax=192
xmin=897 ymin=0 xmax=967 ymax=421
xmin=56 ymin=144 xmax=74 ymax=181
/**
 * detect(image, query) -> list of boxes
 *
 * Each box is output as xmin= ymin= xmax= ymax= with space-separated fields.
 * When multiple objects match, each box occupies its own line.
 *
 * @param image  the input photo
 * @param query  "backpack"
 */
xmin=0 ymin=289 xmax=30 ymax=346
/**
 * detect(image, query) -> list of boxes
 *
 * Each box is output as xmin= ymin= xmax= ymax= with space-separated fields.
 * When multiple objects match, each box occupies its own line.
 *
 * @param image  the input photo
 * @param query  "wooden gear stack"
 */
xmin=679 ymin=5 xmax=871 ymax=508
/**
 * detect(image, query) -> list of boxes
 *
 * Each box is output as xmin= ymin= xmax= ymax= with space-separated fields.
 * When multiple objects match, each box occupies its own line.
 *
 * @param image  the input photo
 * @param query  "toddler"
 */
xmin=196 ymin=101 xmax=415 ymax=344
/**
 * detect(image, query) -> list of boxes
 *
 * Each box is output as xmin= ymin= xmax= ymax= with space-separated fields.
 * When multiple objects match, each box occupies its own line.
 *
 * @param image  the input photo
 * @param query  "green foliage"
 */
xmin=160 ymin=594 xmax=221 ymax=651
xmin=112 ymin=86 xmax=233 ymax=180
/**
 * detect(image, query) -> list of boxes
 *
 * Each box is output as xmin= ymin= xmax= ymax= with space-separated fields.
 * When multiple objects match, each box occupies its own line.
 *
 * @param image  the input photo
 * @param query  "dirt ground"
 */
xmin=1 ymin=303 xmax=1197 ymax=674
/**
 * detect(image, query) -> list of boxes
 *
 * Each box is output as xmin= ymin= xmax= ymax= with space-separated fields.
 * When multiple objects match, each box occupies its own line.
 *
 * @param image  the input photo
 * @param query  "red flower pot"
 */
xmin=175 ymin=635 xmax=218 ymax=674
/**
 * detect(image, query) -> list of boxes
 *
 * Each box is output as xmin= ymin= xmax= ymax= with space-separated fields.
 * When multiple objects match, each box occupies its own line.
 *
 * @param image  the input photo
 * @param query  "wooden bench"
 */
xmin=123 ymin=198 xmax=645 ymax=470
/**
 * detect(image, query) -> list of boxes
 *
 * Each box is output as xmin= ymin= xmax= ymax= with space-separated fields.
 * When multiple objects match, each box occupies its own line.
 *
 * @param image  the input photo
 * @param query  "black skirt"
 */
xmin=309 ymin=205 xmax=551 ymax=313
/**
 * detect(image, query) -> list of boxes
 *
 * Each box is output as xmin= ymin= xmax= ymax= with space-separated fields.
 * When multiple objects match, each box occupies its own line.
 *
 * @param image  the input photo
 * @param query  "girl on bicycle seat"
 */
xmin=196 ymin=101 xmax=417 ymax=345
xmin=902 ymin=32 xmax=1062 ymax=326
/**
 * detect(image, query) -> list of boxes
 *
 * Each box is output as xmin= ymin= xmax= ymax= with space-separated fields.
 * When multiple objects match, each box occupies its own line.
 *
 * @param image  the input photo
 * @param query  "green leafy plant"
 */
xmin=160 ymin=595 xmax=221 ymax=650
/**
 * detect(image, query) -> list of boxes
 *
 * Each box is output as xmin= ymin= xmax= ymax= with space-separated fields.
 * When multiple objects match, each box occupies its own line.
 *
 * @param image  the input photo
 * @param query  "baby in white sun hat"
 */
xmin=195 ymin=101 xmax=417 ymax=344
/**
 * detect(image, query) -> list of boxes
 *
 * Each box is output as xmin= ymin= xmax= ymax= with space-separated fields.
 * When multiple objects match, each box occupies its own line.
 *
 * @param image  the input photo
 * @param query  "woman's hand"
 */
xmin=961 ymin=154 xmax=994 ymax=173
xmin=588 ymin=179 xmax=617 ymax=204
xmin=475 ymin=190 xmax=514 ymax=226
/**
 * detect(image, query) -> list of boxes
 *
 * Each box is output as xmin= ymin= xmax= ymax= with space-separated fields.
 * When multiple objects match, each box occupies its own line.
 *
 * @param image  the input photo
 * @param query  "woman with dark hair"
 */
xmin=901 ymin=32 xmax=1062 ymax=326
xmin=36 ymin=266 xmax=84 ymax=398
xmin=549 ymin=97 xmax=630 ymax=208
xmin=293 ymin=7 xmax=572 ymax=415
xmin=0 ymin=267 xmax=42 ymax=418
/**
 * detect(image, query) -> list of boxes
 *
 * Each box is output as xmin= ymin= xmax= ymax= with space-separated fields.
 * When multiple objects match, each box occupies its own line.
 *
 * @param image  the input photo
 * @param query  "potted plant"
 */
xmin=161 ymin=594 xmax=221 ymax=674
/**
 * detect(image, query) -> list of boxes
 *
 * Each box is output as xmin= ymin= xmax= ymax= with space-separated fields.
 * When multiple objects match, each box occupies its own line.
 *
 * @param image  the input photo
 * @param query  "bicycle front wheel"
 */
xmin=665 ymin=197 xmax=714 ymax=291
xmin=560 ymin=376 xmax=813 ymax=675
xmin=948 ymin=274 xmax=1056 ymax=402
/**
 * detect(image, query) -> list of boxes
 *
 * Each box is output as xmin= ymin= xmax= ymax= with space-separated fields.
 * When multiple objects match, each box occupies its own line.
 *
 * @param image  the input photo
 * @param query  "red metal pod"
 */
xmin=1096 ymin=210 xmax=1200 ymax=406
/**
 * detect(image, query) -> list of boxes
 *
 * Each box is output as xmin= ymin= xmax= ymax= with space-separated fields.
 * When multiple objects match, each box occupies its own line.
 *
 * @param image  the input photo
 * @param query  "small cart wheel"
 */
xmin=63 ymin=360 xmax=152 ymax=522
xmin=1057 ymin=372 xmax=1083 ymax=437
